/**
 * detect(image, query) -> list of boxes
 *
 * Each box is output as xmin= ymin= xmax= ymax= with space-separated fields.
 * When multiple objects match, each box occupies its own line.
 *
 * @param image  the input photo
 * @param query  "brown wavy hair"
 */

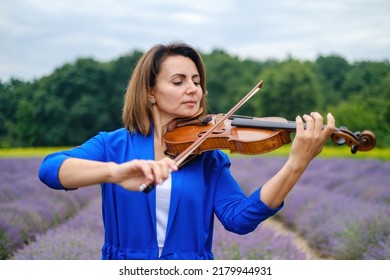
xmin=122 ymin=42 xmax=208 ymax=135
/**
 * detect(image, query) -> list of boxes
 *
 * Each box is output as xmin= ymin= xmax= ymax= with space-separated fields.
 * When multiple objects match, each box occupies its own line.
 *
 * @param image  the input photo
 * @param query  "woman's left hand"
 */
xmin=288 ymin=112 xmax=335 ymax=170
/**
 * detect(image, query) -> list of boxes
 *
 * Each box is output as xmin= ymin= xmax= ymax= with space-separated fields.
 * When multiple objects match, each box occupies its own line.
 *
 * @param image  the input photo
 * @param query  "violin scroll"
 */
xmin=330 ymin=127 xmax=376 ymax=154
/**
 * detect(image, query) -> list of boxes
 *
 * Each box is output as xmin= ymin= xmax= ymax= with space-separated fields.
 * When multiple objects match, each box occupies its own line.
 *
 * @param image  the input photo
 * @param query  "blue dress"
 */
xmin=38 ymin=128 xmax=282 ymax=259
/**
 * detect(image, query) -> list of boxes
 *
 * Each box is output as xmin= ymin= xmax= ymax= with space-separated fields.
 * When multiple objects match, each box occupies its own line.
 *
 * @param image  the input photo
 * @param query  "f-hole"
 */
xmin=198 ymin=128 xmax=225 ymax=138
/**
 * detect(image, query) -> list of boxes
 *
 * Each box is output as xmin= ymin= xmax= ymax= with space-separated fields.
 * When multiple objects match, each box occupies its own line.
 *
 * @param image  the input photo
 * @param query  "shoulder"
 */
xmin=97 ymin=128 xmax=153 ymax=162
xmin=96 ymin=128 xmax=144 ymax=146
xmin=80 ymin=128 xmax=130 ymax=152
xmin=98 ymin=127 xmax=130 ymax=140
xmin=200 ymin=150 xmax=231 ymax=170
xmin=179 ymin=150 xmax=231 ymax=173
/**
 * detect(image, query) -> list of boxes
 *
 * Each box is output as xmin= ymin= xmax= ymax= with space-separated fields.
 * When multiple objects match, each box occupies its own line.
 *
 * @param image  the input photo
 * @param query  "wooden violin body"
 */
xmin=164 ymin=115 xmax=290 ymax=156
xmin=163 ymin=114 xmax=377 ymax=157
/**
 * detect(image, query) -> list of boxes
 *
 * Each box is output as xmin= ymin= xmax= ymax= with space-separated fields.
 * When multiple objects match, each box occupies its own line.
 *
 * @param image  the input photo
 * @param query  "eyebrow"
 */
xmin=171 ymin=73 xmax=200 ymax=79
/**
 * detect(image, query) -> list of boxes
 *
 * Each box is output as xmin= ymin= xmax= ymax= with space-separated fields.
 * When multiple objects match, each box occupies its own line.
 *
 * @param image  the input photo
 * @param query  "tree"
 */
xmin=202 ymin=50 xmax=261 ymax=116
xmin=259 ymin=59 xmax=322 ymax=119
xmin=342 ymin=61 xmax=390 ymax=100
xmin=1 ymin=50 xmax=389 ymax=147
xmin=315 ymin=55 xmax=350 ymax=106
xmin=0 ymin=79 xmax=28 ymax=146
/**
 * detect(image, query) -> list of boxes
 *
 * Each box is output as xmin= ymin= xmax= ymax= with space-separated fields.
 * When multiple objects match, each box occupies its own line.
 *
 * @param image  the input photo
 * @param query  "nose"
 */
xmin=185 ymin=81 xmax=199 ymax=95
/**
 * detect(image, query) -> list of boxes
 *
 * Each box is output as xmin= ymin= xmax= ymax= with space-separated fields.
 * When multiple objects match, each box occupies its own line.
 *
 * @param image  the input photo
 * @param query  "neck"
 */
xmin=152 ymin=108 xmax=174 ymax=160
xmin=151 ymin=107 xmax=168 ymax=139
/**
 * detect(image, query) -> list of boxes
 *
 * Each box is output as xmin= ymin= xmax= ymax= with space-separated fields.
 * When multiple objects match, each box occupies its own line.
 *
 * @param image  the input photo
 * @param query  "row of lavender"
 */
xmin=2 ymin=157 xmax=310 ymax=260
xmin=0 ymin=158 xmax=100 ymax=259
xmin=11 ymin=197 xmax=104 ymax=259
xmin=12 ymin=196 xmax=308 ymax=260
xmin=2 ymin=157 xmax=389 ymax=259
xmin=229 ymin=157 xmax=390 ymax=259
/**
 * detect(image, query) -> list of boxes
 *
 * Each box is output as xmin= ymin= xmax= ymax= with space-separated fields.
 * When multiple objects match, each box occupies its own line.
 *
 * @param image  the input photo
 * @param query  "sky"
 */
xmin=1 ymin=0 xmax=389 ymax=81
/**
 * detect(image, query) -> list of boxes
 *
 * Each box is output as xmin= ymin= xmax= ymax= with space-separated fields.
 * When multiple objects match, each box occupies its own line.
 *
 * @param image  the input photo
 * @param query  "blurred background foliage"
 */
xmin=0 ymin=49 xmax=389 ymax=147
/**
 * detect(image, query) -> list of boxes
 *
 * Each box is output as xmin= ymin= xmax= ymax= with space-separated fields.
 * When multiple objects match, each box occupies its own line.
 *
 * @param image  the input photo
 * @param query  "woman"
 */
xmin=39 ymin=42 xmax=335 ymax=260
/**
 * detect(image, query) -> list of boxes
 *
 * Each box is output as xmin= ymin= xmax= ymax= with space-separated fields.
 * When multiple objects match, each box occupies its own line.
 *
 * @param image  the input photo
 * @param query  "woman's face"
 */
xmin=153 ymin=55 xmax=203 ymax=123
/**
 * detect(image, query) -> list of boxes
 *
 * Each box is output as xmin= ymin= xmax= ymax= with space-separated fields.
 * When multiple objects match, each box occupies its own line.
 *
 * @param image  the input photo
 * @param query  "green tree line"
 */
xmin=1 ymin=49 xmax=389 ymax=147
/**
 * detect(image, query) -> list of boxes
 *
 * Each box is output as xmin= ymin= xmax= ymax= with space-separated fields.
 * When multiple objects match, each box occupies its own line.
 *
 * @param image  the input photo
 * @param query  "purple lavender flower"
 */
xmin=0 ymin=158 xmax=100 ymax=259
xmin=213 ymin=217 xmax=309 ymax=260
xmin=2 ymin=156 xmax=390 ymax=260
xmin=11 ymin=198 xmax=104 ymax=260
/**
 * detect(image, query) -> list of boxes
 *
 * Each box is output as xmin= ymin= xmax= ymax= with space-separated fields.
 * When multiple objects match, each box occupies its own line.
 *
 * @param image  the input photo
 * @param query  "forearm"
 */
xmin=58 ymin=157 xmax=177 ymax=191
xmin=260 ymin=112 xmax=335 ymax=209
xmin=259 ymin=159 xmax=307 ymax=209
xmin=58 ymin=158 xmax=115 ymax=189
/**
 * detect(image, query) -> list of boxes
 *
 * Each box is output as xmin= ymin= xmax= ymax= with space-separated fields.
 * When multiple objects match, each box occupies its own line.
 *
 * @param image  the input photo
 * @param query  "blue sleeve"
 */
xmin=38 ymin=132 xmax=107 ymax=190
xmin=212 ymin=152 xmax=283 ymax=235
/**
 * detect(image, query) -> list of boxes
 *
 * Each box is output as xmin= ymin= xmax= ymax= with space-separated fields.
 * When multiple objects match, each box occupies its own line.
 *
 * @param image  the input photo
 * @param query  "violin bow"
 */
xmin=140 ymin=80 xmax=264 ymax=193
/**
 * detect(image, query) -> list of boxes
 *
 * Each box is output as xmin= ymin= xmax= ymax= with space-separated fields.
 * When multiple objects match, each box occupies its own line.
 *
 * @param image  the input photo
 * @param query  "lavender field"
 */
xmin=1 ymin=156 xmax=389 ymax=260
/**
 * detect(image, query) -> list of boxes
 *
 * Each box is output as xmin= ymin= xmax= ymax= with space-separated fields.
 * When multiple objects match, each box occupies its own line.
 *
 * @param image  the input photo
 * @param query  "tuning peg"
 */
xmin=351 ymin=145 xmax=358 ymax=154
xmin=336 ymin=137 xmax=346 ymax=145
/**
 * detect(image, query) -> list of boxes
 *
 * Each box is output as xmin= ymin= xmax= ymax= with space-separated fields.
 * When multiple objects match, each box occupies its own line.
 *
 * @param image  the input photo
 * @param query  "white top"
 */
xmin=156 ymin=173 xmax=172 ymax=257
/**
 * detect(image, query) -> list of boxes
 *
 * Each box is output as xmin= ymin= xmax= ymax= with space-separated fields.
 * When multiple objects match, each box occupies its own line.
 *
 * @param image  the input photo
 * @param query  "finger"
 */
xmin=152 ymin=159 xmax=174 ymax=185
xmin=302 ymin=114 xmax=314 ymax=133
xmin=295 ymin=115 xmax=304 ymax=134
xmin=310 ymin=112 xmax=324 ymax=134
xmin=161 ymin=157 xmax=178 ymax=172
xmin=167 ymin=158 xmax=178 ymax=171
xmin=136 ymin=160 xmax=155 ymax=182
xmin=156 ymin=163 xmax=169 ymax=185
xmin=324 ymin=112 xmax=336 ymax=135
xmin=139 ymin=158 xmax=177 ymax=188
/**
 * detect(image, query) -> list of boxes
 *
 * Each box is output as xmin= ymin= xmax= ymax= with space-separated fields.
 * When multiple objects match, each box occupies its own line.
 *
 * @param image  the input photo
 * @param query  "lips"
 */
xmin=182 ymin=100 xmax=197 ymax=105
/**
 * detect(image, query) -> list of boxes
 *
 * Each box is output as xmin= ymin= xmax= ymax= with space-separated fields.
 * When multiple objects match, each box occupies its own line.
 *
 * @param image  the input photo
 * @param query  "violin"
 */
xmin=163 ymin=114 xmax=376 ymax=157
xmin=140 ymin=80 xmax=376 ymax=193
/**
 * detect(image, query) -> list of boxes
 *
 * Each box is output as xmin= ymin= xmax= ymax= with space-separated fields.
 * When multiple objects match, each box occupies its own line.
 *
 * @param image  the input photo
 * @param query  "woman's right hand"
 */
xmin=109 ymin=157 xmax=178 ymax=192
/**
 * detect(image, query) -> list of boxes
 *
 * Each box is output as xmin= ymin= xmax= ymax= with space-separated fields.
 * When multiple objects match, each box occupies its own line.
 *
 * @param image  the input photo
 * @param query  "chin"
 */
xmin=186 ymin=108 xmax=200 ymax=117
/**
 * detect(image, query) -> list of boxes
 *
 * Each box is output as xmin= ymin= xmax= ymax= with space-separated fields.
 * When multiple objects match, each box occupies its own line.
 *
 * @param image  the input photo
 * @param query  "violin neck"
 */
xmin=231 ymin=118 xmax=322 ymax=131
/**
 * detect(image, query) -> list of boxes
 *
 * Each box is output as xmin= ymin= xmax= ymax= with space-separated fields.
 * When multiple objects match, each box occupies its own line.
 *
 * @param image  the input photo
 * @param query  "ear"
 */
xmin=149 ymin=95 xmax=156 ymax=104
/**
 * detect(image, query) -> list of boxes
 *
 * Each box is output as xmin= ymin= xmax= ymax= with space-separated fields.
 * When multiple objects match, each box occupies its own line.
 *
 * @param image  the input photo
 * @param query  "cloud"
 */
xmin=1 ymin=0 xmax=389 ymax=81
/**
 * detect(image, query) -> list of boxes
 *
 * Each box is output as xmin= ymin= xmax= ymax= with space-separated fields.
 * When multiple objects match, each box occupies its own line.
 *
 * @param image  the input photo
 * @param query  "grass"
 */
xmin=0 ymin=147 xmax=72 ymax=158
xmin=1 ymin=145 xmax=389 ymax=160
